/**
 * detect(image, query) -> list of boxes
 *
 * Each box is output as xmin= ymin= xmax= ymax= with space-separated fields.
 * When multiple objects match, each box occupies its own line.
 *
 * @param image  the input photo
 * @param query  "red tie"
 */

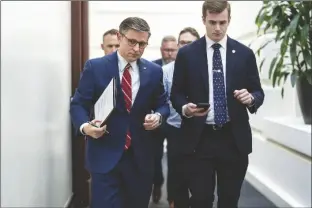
xmin=121 ymin=63 xmax=132 ymax=149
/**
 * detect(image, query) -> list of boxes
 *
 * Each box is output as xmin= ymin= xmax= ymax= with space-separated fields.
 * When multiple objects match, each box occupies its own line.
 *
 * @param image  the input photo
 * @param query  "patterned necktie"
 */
xmin=212 ymin=43 xmax=227 ymax=125
xmin=121 ymin=63 xmax=132 ymax=149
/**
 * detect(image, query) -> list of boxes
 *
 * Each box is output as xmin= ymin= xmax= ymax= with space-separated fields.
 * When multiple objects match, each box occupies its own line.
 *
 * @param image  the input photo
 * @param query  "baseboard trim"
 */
xmin=64 ymin=193 xmax=74 ymax=208
xmin=246 ymin=167 xmax=302 ymax=208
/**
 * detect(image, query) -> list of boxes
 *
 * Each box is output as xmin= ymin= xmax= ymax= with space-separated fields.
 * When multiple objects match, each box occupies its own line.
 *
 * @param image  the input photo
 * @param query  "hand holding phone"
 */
xmin=196 ymin=103 xmax=210 ymax=111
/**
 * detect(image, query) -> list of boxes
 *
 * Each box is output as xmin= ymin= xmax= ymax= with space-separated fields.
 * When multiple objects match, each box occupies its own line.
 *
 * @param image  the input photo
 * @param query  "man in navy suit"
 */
xmin=170 ymin=1 xmax=264 ymax=208
xmin=70 ymin=17 xmax=169 ymax=208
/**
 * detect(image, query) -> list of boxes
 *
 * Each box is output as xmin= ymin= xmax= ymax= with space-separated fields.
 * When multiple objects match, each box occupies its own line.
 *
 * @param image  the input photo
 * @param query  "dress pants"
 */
xmin=153 ymin=128 xmax=165 ymax=187
xmin=90 ymin=148 xmax=153 ymax=208
xmin=165 ymin=123 xmax=190 ymax=203
xmin=174 ymin=123 xmax=248 ymax=208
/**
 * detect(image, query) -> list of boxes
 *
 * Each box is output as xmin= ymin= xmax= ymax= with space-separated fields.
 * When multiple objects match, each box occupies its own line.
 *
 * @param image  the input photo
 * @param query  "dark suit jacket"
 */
xmin=170 ymin=36 xmax=264 ymax=155
xmin=153 ymin=58 xmax=163 ymax=67
xmin=70 ymin=52 xmax=170 ymax=174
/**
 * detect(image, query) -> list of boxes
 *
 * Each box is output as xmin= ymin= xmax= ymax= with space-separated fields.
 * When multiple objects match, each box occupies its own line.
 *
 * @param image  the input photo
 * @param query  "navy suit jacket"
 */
xmin=70 ymin=52 xmax=170 ymax=174
xmin=170 ymin=36 xmax=264 ymax=155
xmin=153 ymin=58 xmax=163 ymax=67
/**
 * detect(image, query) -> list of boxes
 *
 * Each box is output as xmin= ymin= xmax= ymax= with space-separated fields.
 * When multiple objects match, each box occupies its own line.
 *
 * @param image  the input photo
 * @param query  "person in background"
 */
xmin=151 ymin=34 xmax=178 ymax=203
xmin=170 ymin=1 xmax=264 ymax=207
xmin=162 ymin=27 xmax=200 ymax=208
xmin=70 ymin=17 xmax=169 ymax=208
xmin=153 ymin=35 xmax=178 ymax=66
xmin=101 ymin=28 xmax=120 ymax=55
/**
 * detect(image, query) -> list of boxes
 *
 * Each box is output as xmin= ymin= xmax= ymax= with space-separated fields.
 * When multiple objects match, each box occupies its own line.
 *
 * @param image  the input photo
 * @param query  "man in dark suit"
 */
xmin=70 ymin=17 xmax=169 ymax=208
xmin=170 ymin=1 xmax=264 ymax=208
xmin=101 ymin=28 xmax=120 ymax=55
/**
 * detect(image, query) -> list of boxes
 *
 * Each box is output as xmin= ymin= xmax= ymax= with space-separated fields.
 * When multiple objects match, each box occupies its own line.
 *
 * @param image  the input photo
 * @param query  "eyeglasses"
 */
xmin=162 ymin=48 xmax=177 ymax=53
xmin=122 ymin=34 xmax=148 ymax=49
xmin=178 ymin=40 xmax=193 ymax=46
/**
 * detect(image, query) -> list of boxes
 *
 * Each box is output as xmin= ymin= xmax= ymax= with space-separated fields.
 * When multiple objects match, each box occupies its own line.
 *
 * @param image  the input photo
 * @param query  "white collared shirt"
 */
xmin=117 ymin=51 xmax=140 ymax=104
xmin=205 ymin=35 xmax=228 ymax=124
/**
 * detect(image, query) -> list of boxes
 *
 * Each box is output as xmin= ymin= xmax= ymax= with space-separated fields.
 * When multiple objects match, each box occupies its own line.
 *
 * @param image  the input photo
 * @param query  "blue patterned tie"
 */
xmin=212 ymin=43 xmax=227 ymax=125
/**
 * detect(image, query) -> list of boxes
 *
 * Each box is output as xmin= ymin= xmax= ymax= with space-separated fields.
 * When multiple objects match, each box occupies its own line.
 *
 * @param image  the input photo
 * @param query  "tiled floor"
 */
xmin=149 ymin=154 xmax=277 ymax=208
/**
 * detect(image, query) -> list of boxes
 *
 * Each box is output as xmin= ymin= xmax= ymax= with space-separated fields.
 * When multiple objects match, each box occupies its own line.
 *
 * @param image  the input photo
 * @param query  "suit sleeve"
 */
xmin=70 ymin=60 xmax=95 ymax=135
xmin=170 ymin=50 xmax=188 ymax=116
xmin=153 ymin=68 xmax=170 ymax=120
xmin=246 ymin=50 xmax=265 ymax=114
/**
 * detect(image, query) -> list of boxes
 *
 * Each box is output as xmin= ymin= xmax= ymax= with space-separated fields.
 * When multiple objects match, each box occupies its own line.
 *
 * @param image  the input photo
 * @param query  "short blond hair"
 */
xmin=161 ymin=35 xmax=177 ymax=45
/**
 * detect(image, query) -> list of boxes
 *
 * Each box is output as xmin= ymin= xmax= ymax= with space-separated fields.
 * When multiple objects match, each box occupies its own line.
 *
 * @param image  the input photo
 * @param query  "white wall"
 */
xmin=89 ymin=1 xmax=262 ymax=60
xmin=1 ymin=1 xmax=72 ymax=207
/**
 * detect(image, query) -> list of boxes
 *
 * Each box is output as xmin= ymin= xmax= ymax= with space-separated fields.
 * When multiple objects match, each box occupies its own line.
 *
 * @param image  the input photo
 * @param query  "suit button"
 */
xmin=193 ymin=150 xmax=196 ymax=153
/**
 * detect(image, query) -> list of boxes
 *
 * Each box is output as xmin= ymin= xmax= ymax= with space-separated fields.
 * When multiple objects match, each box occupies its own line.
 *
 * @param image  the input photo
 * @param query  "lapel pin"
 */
xmin=232 ymin=50 xmax=236 ymax=54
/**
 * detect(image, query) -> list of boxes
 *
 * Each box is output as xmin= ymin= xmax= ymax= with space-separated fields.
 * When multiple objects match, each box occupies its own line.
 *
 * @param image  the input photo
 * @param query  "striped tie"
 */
xmin=121 ymin=63 xmax=132 ymax=149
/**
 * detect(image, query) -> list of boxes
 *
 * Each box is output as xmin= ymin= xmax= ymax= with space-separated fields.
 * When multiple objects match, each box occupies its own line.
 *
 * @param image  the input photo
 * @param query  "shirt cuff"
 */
xmin=182 ymin=104 xmax=193 ymax=118
xmin=80 ymin=123 xmax=89 ymax=135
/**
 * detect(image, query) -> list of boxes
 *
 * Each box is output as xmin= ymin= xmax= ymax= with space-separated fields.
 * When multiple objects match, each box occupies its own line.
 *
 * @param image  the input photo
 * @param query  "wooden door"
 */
xmin=70 ymin=1 xmax=90 ymax=207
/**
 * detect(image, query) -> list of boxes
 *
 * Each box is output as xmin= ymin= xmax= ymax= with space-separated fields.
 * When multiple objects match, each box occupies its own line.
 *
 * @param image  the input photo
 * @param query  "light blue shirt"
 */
xmin=163 ymin=61 xmax=181 ymax=128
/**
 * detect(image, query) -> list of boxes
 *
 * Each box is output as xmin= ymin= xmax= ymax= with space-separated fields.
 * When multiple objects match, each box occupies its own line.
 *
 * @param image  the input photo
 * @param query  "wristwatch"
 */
xmin=248 ymin=95 xmax=255 ymax=107
xmin=154 ymin=112 xmax=162 ymax=125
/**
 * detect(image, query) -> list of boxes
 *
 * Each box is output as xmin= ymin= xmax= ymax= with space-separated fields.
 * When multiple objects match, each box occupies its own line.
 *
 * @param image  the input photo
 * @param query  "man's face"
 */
xmin=178 ymin=32 xmax=198 ymax=48
xmin=101 ymin=34 xmax=119 ymax=55
xmin=160 ymin=41 xmax=178 ymax=64
xmin=202 ymin=9 xmax=230 ymax=42
xmin=117 ymin=29 xmax=149 ymax=63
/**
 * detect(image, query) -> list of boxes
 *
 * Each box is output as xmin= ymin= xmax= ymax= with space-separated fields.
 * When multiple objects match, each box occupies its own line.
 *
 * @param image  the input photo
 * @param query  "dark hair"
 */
xmin=119 ymin=17 xmax=151 ymax=37
xmin=178 ymin=27 xmax=200 ymax=41
xmin=202 ymin=0 xmax=231 ymax=18
xmin=102 ymin=29 xmax=118 ymax=40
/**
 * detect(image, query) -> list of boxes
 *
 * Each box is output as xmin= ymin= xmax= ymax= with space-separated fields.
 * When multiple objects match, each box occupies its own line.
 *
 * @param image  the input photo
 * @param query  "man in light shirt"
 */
xmin=162 ymin=27 xmax=200 ymax=208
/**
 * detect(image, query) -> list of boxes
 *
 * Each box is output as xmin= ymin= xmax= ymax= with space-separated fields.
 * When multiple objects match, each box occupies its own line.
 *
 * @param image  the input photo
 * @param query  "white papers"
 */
xmin=94 ymin=77 xmax=116 ymax=127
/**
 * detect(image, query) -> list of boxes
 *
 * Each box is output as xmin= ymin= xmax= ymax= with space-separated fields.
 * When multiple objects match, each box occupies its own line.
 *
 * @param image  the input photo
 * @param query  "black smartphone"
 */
xmin=196 ymin=103 xmax=210 ymax=110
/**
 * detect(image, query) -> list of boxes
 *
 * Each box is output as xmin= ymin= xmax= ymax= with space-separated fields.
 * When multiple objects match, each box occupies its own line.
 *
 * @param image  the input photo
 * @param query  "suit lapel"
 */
xmin=196 ymin=37 xmax=209 ymax=93
xmin=225 ymin=37 xmax=236 ymax=94
xmin=106 ymin=52 xmax=126 ymax=111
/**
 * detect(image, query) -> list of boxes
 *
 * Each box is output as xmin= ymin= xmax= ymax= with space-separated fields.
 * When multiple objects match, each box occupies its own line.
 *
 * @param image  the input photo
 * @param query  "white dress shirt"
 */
xmin=182 ymin=35 xmax=229 ymax=124
xmin=205 ymin=35 xmax=228 ymax=124
xmin=79 ymin=51 xmax=140 ymax=134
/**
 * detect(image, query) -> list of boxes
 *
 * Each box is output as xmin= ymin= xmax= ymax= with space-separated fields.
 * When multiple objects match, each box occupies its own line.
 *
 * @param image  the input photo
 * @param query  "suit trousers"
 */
xmin=90 ymin=148 xmax=153 ymax=208
xmin=174 ymin=123 xmax=248 ymax=208
xmin=153 ymin=127 xmax=165 ymax=186
xmin=165 ymin=123 xmax=190 ymax=203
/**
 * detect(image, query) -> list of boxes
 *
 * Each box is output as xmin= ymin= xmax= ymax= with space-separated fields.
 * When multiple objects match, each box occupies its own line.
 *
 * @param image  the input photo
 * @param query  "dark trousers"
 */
xmin=90 ymin=148 xmax=152 ymax=208
xmin=153 ymin=128 xmax=165 ymax=186
xmin=165 ymin=123 xmax=190 ymax=203
xmin=174 ymin=123 xmax=248 ymax=208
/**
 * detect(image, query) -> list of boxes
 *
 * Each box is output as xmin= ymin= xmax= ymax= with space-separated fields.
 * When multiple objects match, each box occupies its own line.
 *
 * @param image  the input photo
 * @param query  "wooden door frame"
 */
xmin=70 ymin=1 xmax=89 ymax=207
